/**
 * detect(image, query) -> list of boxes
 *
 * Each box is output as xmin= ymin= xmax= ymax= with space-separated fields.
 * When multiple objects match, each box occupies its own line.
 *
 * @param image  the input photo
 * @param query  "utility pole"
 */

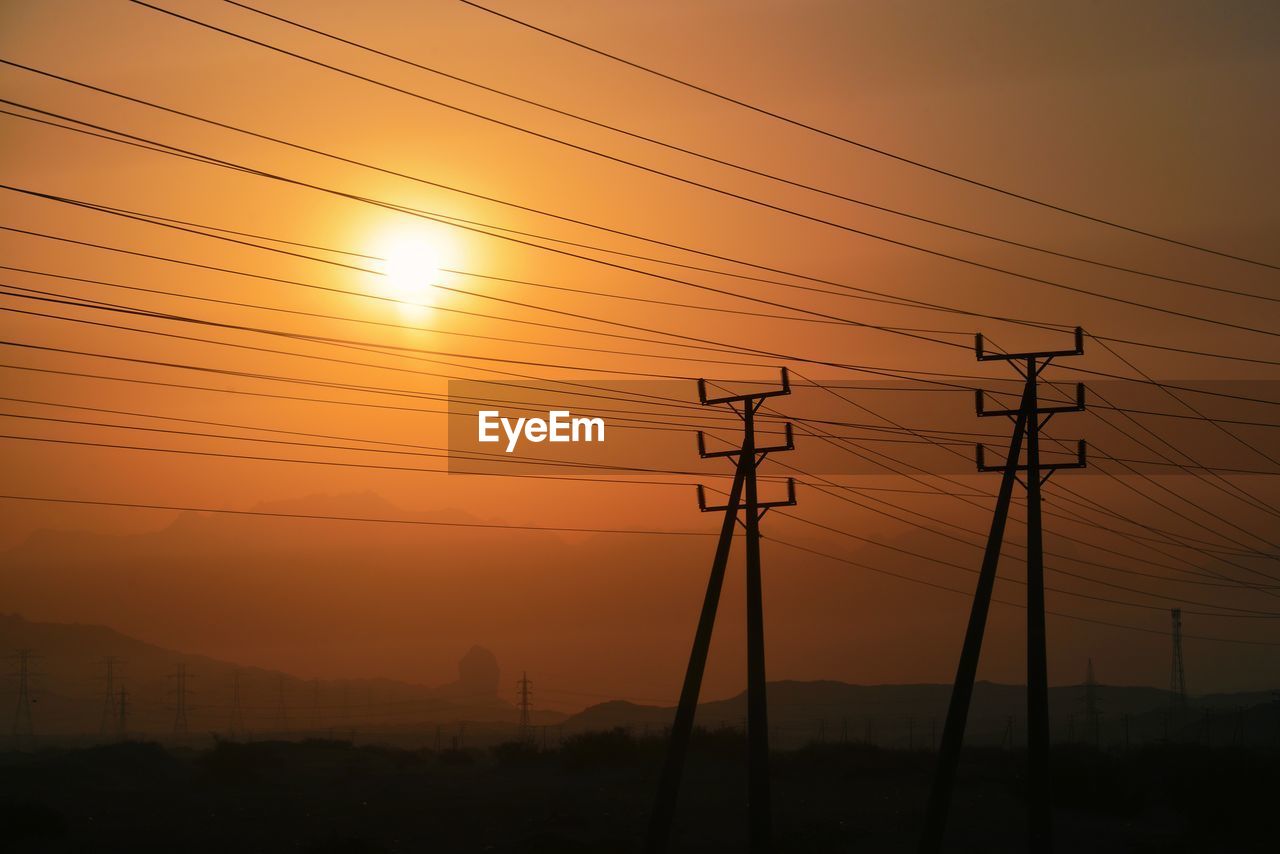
xmin=117 ymin=684 xmax=129 ymax=740
xmin=12 ymin=649 xmax=35 ymax=742
xmin=230 ymin=671 xmax=245 ymax=737
xmin=920 ymin=328 xmax=1086 ymax=854
xmin=276 ymin=676 xmax=288 ymax=735
xmin=1170 ymin=608 xmax=1187 ymax=714
xmin=517 ymin=671 xmax=533 ymax=743
xmin=646 ymin=368 xmax=795 ymax=854
xmin=311 ymin=679 xmax=321 ymax=732
xmin=1084 ymin=658 xmax=1100 ymax=749
xmin=100 ymin=656 xmax=119 ymax=737
xmin=170 ymin=663 xmax=191 ymax=737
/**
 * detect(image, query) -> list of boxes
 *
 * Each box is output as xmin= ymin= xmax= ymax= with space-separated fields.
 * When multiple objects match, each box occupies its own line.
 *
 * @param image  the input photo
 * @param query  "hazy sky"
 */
xmin=0 ymin=1 xmax=1276 ymax=703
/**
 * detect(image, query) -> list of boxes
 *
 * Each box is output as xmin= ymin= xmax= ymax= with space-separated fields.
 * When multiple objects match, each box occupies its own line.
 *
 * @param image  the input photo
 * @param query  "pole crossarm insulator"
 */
xmin=697 ymin=367 xmax=790 ymax=406
xmin=696 ymin=422 xmax=794 ymax=458
xmin=976 ymin=440 xmax=1087 ymax=472
xmin=696 ymin=478 xmax=797 ymax=512
xmin=975 ymin=326 xmax=1084 ymax=362
xmin=977 ymin=384 xmax=1086 ymax=417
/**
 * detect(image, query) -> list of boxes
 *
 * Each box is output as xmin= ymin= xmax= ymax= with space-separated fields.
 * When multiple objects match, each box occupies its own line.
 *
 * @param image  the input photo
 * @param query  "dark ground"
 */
xmin=0 ymin=729 xmax=1274 ymax=853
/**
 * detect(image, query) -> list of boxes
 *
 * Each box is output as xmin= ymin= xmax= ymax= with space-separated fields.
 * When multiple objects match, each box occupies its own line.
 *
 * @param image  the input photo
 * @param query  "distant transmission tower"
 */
xmin=311 ymin=679 xmax=321 ymax=732
xmin=517 ymin=671 xmax=533 ymax=742
xmin=230 ymin=671 xmax=245 ymax=737
xmin=12 ymin=649 xmax=35 ymax=740
xmin=170 ymin=663 xmax=191 ymax=736
xmin=117 ymin=683 xmax=129 ymax=740
xmin=1170 ymin=608 xmax=1187 ymax=712
xmin=276 ymin=676 xmax=288 ymax=734
xmin=100 ymin=657 xmax=120 ymax=736
xmin=1084 ymin=658 xmax=1101 ymax=748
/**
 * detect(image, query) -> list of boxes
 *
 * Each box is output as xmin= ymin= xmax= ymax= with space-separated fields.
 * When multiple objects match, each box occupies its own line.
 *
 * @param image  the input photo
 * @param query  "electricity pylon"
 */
xmin=11 ymin=649 xmax=35 ymax=741
xmin=1170 ymin=608 xmax=1187 ymax=712
xmin=1084 ymin=658 xmax=1101 ymax=748
xmin=117 ymin=683 xmax=129 ymax=740
xmin=99 ymin=656 xmax=120 ymax=736
xmin=169 ymin=663 xmax=192 ymax=737
xmin=517 ymin=671 xmax=533 ymax=743
xmin=647 ymin=367 xmax=795 ymax=854
xmin=920 ymin=328 xmax=1087 ymax=854
xmin=230 ymin=671 xmax=245 ymax=737
xmin=276 ymin=675 xmax=288 ymax=734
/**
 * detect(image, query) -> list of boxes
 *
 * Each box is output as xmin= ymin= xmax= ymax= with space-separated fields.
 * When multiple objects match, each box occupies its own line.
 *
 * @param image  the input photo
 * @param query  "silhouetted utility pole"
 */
xmin=517 ymin=671 xmax=533 ymax=743
xmin=647 ymin=368 xmax=795 ymax=854
xmin=311 ymin=679 xmax=321 ymax=732
xmin=230 ymin=671 xmax=245 ymax=737
xmin=1170 ymin=608 xmax=1187 ymax=713
xmin=170 ymin=663 xmax=191 ymax=736
xmin=12 ymin=649 xmax=35 ymax=741
xmin=100 ymin=656 xmax=119 ymax=736
xmin=117 ymin=684 xmax=129 ymax=739
xmin=1084 ymin=658 xmax=1101 ymax=748
xmin=920 ymin=328 xmax=1086 ymax=854
xmin=276 ymin=676 xmax=288 ymax=734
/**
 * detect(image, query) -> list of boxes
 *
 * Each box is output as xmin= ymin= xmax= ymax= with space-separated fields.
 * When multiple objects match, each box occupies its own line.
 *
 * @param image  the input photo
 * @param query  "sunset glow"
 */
xmin=374 ymin=231 xmax=452 ymax=315
xmin=1 ymin=1 xmax=1276 ymax=849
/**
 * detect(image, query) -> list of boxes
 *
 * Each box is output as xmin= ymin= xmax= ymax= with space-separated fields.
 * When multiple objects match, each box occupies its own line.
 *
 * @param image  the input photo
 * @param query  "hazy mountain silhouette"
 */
xmin=2 ymin=490 xmax=1275 ymax=703
xmin=563 ymin=679 xmax=1279 ymax=748
xmin=0 ymin=613 xmax=519 ymax=738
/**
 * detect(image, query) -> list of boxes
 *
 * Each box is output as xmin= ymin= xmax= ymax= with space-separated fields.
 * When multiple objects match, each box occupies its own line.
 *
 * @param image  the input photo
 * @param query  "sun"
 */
xmin=372 ymin=230 xmax=454 ymax=317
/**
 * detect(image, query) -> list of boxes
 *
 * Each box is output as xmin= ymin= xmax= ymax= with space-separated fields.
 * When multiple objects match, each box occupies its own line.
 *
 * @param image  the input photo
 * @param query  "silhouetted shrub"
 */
xmin=493 ymin=739 xmax=542 ymax=766
xmin=436 ymin=747 xmax=476 ymax=766
xmin=0 ymin=801 xmax=67 ymax=842
xmin=559 ymin=727 xmax=639 ymax=769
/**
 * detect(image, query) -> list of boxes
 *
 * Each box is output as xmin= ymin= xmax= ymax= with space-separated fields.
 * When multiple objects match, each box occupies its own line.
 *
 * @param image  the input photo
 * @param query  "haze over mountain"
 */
xmin=2 ymin=491 xmax=1276 ymax=709
xmin=0 ymin=612 xmax=525 ymax=738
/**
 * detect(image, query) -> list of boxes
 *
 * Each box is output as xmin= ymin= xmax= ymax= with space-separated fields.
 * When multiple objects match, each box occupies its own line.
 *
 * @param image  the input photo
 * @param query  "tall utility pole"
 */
xmin=920 ymin=328 xmax=1086 ymax=854
xmin=647 ymin=368 xmax=795 ymax=854
xmin=170 ymin=663 xmax=191 ymax=737
xmin=100 ymin=656 xmax=119 ymax=736
xmin=517 ymin=671 xmax=533 ymax=743
xmin=12 ymin=649 xmax=35 ymax=740
xmin=1170 ymin=608 xmax=1187 ymax=713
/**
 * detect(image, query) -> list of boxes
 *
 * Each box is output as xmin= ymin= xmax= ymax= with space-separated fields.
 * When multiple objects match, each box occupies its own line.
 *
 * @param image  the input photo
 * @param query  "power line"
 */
xmin=4 ymin=208 xmax=1271 ymax=420
xmin=765 ymin=537 xmax=1280 ymax=647
xmin=454 ymin=0 xmax=1280 ymax=270
xmin=108 ymin=7 xmax=1280 ymax=331
xmin=222 ymin=0 xmax=1276 ymax=305
xmin=0 ymin=493 xmax=718 ymax=537
xmin=6 ymin=101 xmax=1275 ymax=367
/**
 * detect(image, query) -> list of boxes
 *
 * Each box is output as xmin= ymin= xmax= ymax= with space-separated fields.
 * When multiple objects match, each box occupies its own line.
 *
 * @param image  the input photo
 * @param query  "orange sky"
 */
xmin=0 ymin=1 xmax=1276 ymax=706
